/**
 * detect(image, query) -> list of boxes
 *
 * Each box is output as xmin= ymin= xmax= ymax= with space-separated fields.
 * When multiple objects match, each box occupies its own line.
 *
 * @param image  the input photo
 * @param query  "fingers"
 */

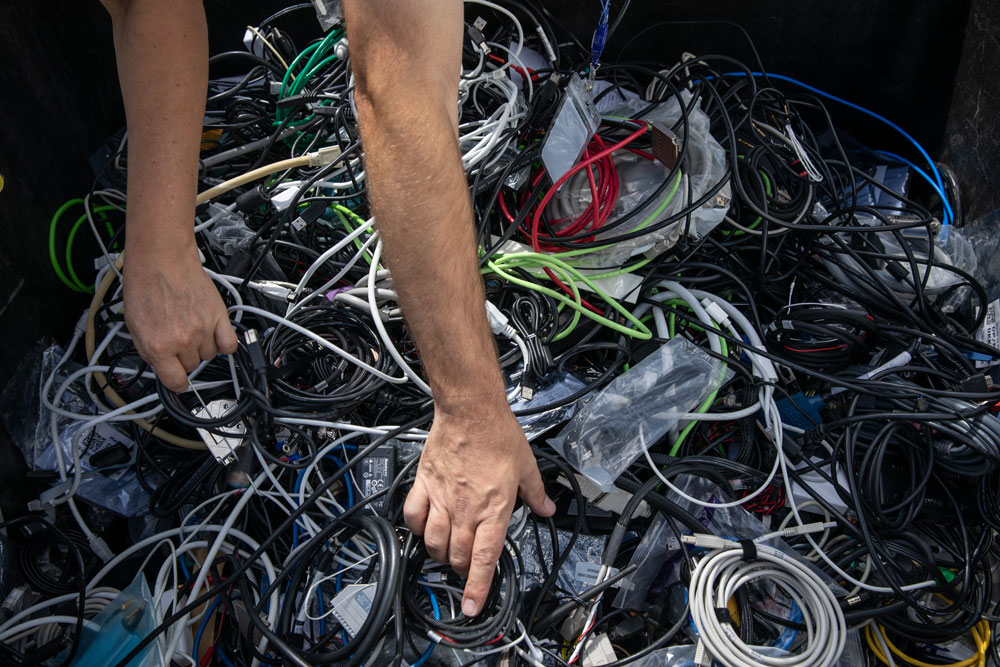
xmin=198 ymin=337 xmax=218 ymax=364
xmin=403 ymin=479 xmax=430 ymax=535
xmin=462 ymin=519 xmax=507 ymax=617
xmin=449 ymin=524 xmax=475 ymax=577
xmin=518 ymin=458 xmax=556 ymax=518
xmin=423 ymin=506 xmax=451 ymax=564
xmin=215 ymin=318 xmax=239 ymax=355
xmin=153 ymin=356 xmax=190 ymax=393
xmin=178 ymin=348 xmax=201 ymax=374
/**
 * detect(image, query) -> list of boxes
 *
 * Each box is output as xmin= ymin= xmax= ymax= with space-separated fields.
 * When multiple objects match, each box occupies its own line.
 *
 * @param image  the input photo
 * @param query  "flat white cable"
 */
xmin=160 ymin=479 xmax=264 ymax=666
xmin=367 ymin=242 xmax=434 ymax=395
xmin=229 ymin=304 xmax=411 ymax=384
xmin=83 ymin=190 xmax=123 ymax=280
xmin=273 ymin=417 xmax=429 ymax=441
xmin=286 ymin=230 xmax=380 ymax=315
xmin=287 ymin=214 xmax=374 ymax=304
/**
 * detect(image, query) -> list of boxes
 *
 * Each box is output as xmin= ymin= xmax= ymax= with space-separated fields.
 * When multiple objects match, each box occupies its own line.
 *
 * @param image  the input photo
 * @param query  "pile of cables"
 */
xmin=14 ymin=2 xmax=1000 ymax=666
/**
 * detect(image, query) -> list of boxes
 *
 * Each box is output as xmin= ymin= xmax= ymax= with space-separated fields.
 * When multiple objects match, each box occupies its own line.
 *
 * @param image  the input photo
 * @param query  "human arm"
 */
xmin=101 ymin=0 xmax=237 ymax=391
xmin=342 ymin=0 xmax=555 ymax=617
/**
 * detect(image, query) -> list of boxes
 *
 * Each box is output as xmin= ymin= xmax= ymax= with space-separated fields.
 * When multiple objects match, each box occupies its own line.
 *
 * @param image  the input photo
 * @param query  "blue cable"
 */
xmin=872 ymin=149 xmax=952 ymax=222
xmin=720 ymin=71 xmax=953 ymax=225
xmin=410 ymin=584 xmax=441 ymax=667
xmin=292 ymin=454 xmax=356 ymax=549
xmin=215 ymin=646 xmax=238 ymax=667
xmin=192 ymin=596 xmax=222 ymax=663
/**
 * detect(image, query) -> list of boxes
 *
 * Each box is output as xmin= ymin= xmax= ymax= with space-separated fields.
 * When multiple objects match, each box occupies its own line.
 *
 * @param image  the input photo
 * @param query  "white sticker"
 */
xmin=193 ymin=400 xmax=246 ymax=465
xmin=330 ymin=583 xmax=376 ymax=638
xmin=975 ymin=299 xmax=1000 ymax=368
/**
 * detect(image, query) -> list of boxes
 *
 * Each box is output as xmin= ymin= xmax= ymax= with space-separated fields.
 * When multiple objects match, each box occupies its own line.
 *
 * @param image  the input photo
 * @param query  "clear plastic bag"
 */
xmin=67 ymin=572 xmax=159 ymax=666
xmin=613 ymin=513 xmax=683 ymax=609
xmin=509 ymin=371 xmax=590 ymax=441
xmin=548 ymin=336 xmax=732 ymax=491
xmin=513 ymin=528 xmax=610 ymax=595
xmin=955 ymin=208 xmax=1000 ymax=301
xmin=199 ymin=203 xmax=256 ymax=255
xmin=0 ymin=339 xmax=151 ymax=517
xmin=625 ymin=630 xmax=864 ymax=667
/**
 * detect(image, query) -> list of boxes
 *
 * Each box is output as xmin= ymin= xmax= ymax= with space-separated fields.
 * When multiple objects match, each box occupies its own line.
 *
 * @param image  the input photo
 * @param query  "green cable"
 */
xmin=331 ymin=206 xmax=376 ymax=266
xmin=722 ymin=160 xmax=772 ymax=236
xmin=667 ymin=320 xmax=729 ymax=458
xmin=277 ymin=31 xmax=340 ymax=126
xmin=65 ymin=205 xmax=118 ymax=293
xmin=49 ymin=199 xmax=88 ymax=292
xmin=483 ymin=262 xmax=582 ymax=341
xmin=487 ymin=252 xmax=652 ymax=341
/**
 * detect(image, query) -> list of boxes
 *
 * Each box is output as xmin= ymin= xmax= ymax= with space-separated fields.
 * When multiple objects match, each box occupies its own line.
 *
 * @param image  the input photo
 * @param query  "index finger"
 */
xmin=461 ymin=518 xmax=507 ymax=618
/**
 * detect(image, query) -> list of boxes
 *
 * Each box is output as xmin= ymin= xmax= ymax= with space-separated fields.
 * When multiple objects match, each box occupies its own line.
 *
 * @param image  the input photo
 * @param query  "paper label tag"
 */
xmin=193 ymin=400 xmax=246 ymax=465
xmin=330 ymin=583 xmax=376 ymax=637
xmin=975 ymin=299 xmax=1000 ymax=368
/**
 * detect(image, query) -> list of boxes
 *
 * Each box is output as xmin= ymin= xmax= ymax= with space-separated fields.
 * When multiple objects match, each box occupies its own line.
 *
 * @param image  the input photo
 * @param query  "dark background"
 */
xmin=0 ymin=0 xmax=996 ymax=514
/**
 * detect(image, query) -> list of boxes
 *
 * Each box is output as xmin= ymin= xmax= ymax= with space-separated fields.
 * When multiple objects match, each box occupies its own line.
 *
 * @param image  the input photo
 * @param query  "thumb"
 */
xmin=518 ymin=457 xmax=555 ymax=517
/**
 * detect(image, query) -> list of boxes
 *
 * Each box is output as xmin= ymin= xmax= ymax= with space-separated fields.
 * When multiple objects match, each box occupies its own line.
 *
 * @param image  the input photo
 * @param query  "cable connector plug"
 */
xmin=694 ymin=639 xmax=711 ymax=667
xmin=467 ymin=18 xmax=490 ymax=55
xmin=88 ymin=534 xmax=114 ymax=563
xmin=774 ymin=521 xmax=836 ymax=539
xmin=681 ymin=533 xmax=733 ymax=550
xmin=701 ymin=298 xmax=730 ymax=328
xmin=485 ymin=301 xmax=516 ymax=339
xmin=247 ymin=280 xmax=296 ymax=303
xmin=307 ymin=145 xmax=343 ymax=167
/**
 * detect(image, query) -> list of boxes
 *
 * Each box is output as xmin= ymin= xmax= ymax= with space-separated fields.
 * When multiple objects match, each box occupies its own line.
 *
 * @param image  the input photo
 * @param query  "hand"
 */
xmin=404 ymin=396 xmax=555 ymax=617
xmin=123 ymin=243 xmax=238 ymax=392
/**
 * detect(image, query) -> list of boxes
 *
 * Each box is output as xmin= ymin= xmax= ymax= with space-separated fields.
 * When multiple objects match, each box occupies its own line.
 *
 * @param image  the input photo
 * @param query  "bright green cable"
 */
xmin=330 ymin=205 xmax=378 ymax=266
xmin=49 ymin=199 xmax=88 ymax=292
xmin=586 ymin=256 xmax=652 ymax=280
xmin=65 ymin=205 xmax=118 ymax=293
xmin=723 ymin=161 xmax=772 ymax=236
xmin=488 ymin=252 xmax=651 ymax=340
xmin=667 ymin=326 xmax=729 ymax=458
xmin=488 ymin=255 xmax=588 ymax=341
xmin=483 ymin=261 xmax=583 ymax=342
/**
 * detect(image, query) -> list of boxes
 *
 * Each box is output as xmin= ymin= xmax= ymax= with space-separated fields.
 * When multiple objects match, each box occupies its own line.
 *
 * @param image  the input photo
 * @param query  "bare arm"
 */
xmin=343 ymin=0 xmax=554 ymax=616
xmin=102 ymin=0 xmax=237 ymax=391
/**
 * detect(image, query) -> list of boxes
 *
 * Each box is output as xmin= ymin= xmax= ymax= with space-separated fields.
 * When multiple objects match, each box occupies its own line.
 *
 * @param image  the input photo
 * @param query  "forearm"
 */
xmin=346 ymin=0 xmax=506 ymax=408
xmin=103 ymin=0 xmax=207 ymax=260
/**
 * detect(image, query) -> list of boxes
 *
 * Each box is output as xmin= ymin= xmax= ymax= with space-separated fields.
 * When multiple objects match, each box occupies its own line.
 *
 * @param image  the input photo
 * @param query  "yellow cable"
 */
xmin=246 ymin=25 xmax=291 ymax=72
xmin=865 ymin=622 xmax=990 ymax=667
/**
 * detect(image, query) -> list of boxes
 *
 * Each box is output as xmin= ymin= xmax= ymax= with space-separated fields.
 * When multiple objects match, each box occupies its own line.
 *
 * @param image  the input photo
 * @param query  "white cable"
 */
xmin=686 ymin=537 xmax=846 ymax=667
xmin=229 ymin=304 xmax=411 ymax=384
xmin=366 ymin=242 xmax=433 ymax=394
xmin=287 ymin=230 xmax=380 ymax=315
xmin=302 ymin=554 xmax=377 ymax=620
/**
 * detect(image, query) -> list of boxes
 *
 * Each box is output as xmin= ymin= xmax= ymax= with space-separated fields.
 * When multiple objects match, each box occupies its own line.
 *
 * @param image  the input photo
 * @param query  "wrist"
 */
xmin=124 ymin=232 xmax=199 ymax=266
xmin=433 ymin=378 xmax=510 ymax=421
